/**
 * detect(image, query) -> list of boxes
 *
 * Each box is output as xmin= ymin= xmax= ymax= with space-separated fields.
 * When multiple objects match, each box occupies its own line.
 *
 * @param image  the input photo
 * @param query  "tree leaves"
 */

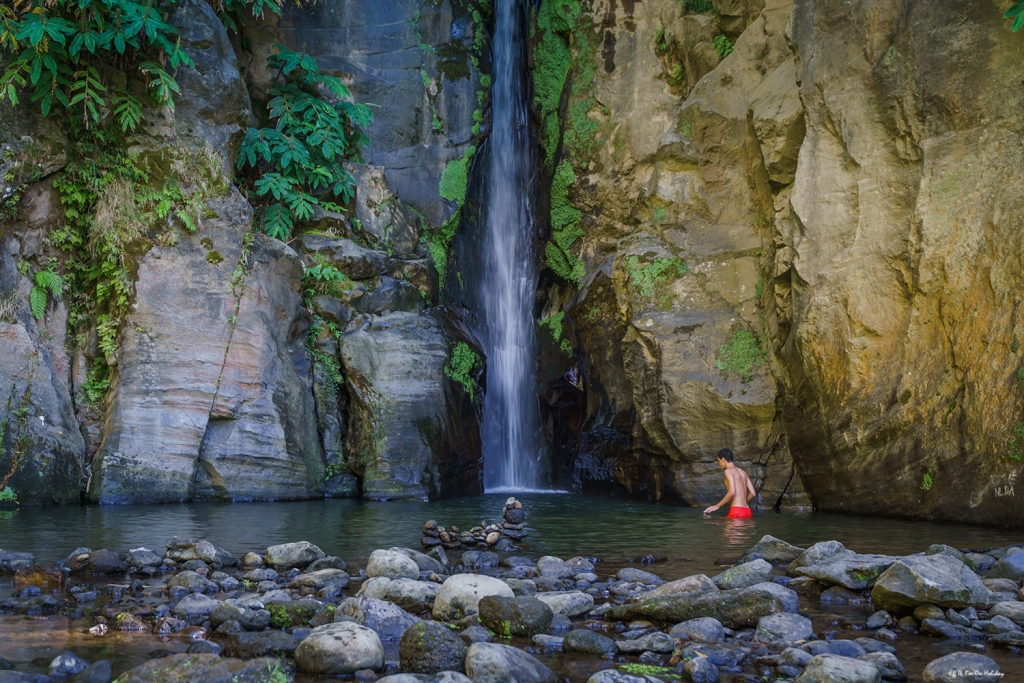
xmin=1006 ymin=2 xmax=1024 ymax=32
xmin=237 ymin=45 xmax=373 ymax=240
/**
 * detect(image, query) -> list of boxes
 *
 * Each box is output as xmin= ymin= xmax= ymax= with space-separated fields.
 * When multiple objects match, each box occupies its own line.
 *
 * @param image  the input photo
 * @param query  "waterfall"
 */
xmin=480 ymin=0 xmax=542 ymax=492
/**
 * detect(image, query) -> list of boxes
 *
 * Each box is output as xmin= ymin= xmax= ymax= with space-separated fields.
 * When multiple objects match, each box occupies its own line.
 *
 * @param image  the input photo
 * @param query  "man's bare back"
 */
xmin=703 ymin=448 xmax=757 ymax=518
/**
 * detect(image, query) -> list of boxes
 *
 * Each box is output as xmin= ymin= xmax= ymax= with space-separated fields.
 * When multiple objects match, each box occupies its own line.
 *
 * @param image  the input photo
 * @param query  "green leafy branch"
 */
xmin=237 ymin=44 xmax=373 ymax=241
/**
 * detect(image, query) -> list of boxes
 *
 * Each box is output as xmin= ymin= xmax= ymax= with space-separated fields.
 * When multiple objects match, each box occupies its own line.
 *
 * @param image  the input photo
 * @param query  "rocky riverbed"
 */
xmin=0 ymin=532 xmax=1022 ymax=683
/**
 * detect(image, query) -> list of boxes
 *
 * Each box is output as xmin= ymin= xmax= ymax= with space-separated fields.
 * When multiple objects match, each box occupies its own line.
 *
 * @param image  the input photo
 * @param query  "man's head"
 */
xmin=717 ymin=448 xmax=734 ymax=469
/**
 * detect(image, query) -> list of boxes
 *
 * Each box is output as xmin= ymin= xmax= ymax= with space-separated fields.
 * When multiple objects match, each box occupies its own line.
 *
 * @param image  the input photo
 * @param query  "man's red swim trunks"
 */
xmin=727 ymin=506 xmax=752 ymax=519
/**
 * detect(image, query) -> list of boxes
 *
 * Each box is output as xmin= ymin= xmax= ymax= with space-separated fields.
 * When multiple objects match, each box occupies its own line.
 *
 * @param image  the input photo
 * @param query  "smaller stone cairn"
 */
xmin=419 ymin=497 xmax=528 ymax=550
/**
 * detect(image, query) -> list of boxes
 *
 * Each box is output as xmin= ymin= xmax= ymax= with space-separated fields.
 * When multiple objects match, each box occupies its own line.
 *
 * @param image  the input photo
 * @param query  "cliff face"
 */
xmin=779 ymin=0 xmax=1024 ymax=523
xmin=2 ymin=0 xmax=1023 ymax=525
xmin=539 ymin=0 xmax=1024 ymax=524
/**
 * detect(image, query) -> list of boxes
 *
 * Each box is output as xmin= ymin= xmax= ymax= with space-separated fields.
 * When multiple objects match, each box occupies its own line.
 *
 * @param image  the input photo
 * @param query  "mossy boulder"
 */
xmin=477 ymin=596 xmax=553 ymax=637
xmin=398 ymin=620 xmax=468 ymax=674
xmin=607 ymin=581 xmax=798 ymax=629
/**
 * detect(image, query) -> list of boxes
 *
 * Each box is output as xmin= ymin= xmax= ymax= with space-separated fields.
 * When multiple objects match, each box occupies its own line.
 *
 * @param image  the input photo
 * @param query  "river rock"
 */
xmin=172 ymin=593 xmax=222 ymax=622
xmin=684 ymin=656 xmax=721 ymax=683
xmin=922 ymin=652 xmax=1002 ymax=682
xmin=713 ymin=559 xmax=773 ymax=590
xmin=461 ymin=551 xmax=500 ymax=568
xmin=390 ymin=547 xmax=444 ymax=575
xmin=563 ymin=628 xmax=617 ymax=655
xmin=648 ymin=574 xmax=719 ymax=598
xmin=266 ymin=542 xmax=325 ymax=570
xmin=168 ymin=570 xmax=217 ymax=593
xmin=616 ymin=567 xmax=663 ymax=584
xmin=987 ymin=552 xmax=1024 ymax=582
xmin=505 ymin=579 xmax=537 ymax=597
xmin=290 ymin=568 xmax=350 ymax=591
xmin=866 ymin=611 xmax=895 ymax=629
xmin=357 ymin=577 xmax=393 ymax=600
xmin=795 ymin=555 xmax=898 ymax=590
xmin=990 ymin=602 xmax=1024 ymax=627
xmin=384 ymin=579 xmax=440 ymax=613
xmin=795 ymin=654 xmax=881 ymax=683
xmin=536 ymin=556 xmax=575 ymax=579
xmin=165 ymin=539 xmax=238 ymax=566
xmin=367 ymin=549 xmax=420 ymax=580
xmin=806 ymin=641 xmax=867 ymax=658
xmin=336 ymin=597 xmax=420 ymax=641
xmin=856 ymin=655 xmax=905 ymax=679
xmin=477 ymin=596 xmax=553 ymax=637
xmin=787 ymin=542 xmax=854 ymax=577
xmin=615 ymin=631 xmax=676 ymax=654
xmin=48 ymin=652 xmax=89 ymax=677
xmin=926 ymin=544 xmax=967 ymax=563
xmin=433 ymin=574 xmax=514 ymax=620
xmin=586 ymin=672 xmax=666 ymax=683
xmin=69 ymin=660 xmax=113 ymax=683
xmin=110 ymin=653 xmax=282 ymax=682
xmin=535 ymin=591 xmax=594 ymax=617
xmin=209 ymin=599 xmax=271 ymax=631
xmin=871 ymin=555 xmax=995 ymax=611
xmin=919 ymin=618 xmax=976 ymax=638
xmin=669 ymin=616 xmax=726 ymax=643
xmin=307 ymin=556 xmax=347 ymax=572
xmin=608 ymin=582 xmax=798 ymax=628
xmin=221 ymin=631 xmax=301 ymax=658
xmin=465 ymin=643 xmax=556 ymax=683
xmin=399 ymin=620 xmax=468 ymax=674
xmin=0 ymin=551 xmax=35 ymax=574
xmin=913 ymin=604 xmax=945 ymax=622
xmin=127 ymin=548 xmax=163 ymax=567
xmin=742 ymin=536 xmax=806 ymax=564
xmin=756 ymin=612 xmax=814 ymax=646
xmin=294 ymin=621 xmax=384 ymax=674
xmin=379 ymin=675 xmax=473 ymax=683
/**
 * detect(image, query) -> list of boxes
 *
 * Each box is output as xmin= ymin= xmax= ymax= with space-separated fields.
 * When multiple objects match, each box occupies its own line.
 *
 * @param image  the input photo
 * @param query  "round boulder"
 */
xmin=294 ymin=621 xmax=384 ymax=675
xmin=562 ymin=629 xmax=617 ymax=656
xmin=367 ymin=549 xmax=420 ymax=580
xmin=756 ymin=612 xmax=814 ymax=646
xmin=464 ymin=642 xmax=556 ymax=683
xmin=399 ymin=620 xmax=468 ymax=674
xmin=795 ymin=654 xmax=880 ymax=683
xmin=669 ymin=617 xmax=725 ymax=643
xmin=477 ymin=596 xmax=554 ymax=637
xmin=922 ymin=652 xmax=1001 ymax=683
xmin=433 ymin=574 xmax=514 ymax=621
xmin=536 ymin=556 xmax=574 ymax=579
xmin=265 ymin=541 xmax=325 ymax=570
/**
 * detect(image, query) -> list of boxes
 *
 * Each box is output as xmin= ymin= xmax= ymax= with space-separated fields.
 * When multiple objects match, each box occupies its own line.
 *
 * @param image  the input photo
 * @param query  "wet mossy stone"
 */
xmin=562 ymin=628 xmax=617 ymax=655
xmin=398 ymin=620 xmax=468 ymax=674
xmin=477 ymin=595 xmax=554 ymax=637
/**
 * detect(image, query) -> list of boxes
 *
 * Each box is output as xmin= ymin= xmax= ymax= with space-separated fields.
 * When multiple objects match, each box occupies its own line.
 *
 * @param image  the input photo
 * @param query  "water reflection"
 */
xmin=2 ymin=494 xmax=1021 ymax=579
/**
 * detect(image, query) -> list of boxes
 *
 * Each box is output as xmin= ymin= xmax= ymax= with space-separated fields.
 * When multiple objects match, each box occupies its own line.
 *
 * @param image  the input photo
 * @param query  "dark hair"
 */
xmin=717 ymin=448 xmax=734 ymax=462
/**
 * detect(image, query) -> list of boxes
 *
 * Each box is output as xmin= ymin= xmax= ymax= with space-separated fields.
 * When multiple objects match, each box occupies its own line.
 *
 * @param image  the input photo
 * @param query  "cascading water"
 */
xmin=480 ymin=0 xmax=542 ymax=492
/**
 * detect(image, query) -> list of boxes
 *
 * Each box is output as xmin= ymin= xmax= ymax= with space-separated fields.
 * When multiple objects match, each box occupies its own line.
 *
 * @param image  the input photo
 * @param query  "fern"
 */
xmin=29 ymin=268 xmax=63 ymax=320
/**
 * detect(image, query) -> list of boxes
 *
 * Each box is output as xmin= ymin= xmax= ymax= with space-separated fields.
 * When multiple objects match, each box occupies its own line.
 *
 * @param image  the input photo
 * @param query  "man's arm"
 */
xmin=703 ymin=475 xmax=735 ymax=515
xmin=746 ymin=475 xmax=757 ymax=503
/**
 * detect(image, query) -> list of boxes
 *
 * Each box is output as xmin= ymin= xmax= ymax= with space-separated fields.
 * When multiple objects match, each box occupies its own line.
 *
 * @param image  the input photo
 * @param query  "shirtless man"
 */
xmin=702 ymin=448 xmax=757 ymax=519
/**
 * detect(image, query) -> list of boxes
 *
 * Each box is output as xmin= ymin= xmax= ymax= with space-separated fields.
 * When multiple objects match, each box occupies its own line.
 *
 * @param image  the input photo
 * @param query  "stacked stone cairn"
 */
xmin=419 ymin=497 xmax=528 ymax=550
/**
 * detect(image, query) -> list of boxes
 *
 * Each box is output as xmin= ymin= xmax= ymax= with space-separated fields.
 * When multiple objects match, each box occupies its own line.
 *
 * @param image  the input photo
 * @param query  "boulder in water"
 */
xmin=366 ymin=549 xmax=420 ymax=580
xmin=110 ymin=653 xmax=283 ymax=682
xmin=713 ymin=559 xmax=773 ymax=590
xmin=755 ymin=612 xmax=814 ymax=646
xmin=335 ymin=596 xmax=420 ymax=641
xmin=432 ymin=574 xmax=514 ymax=621
xmin=871 ymin=555 xmax=995 ymax=611
xmin=477 ymin=596 xmax=553 ymax=637
xmin=294 ymin=621 xmax=384 ymax=675
xmin=534 ymin=591 xmax=594 ymax=617
xmin=795 ymin=655 xmax=881 ymax=682
xmin=607 ymin=581 xmax=798 ymax=628
xmin=399 ymin=621 xmax=468 ymax=674
xmin=464 ymin=643 xmax=556 ymax=683
xmin=795 ymin=554 xmax=898 ymax=590
xmin=922 ymin=652 xmax=1001 ymax=683
xmin=742 ymin=535 xmax=805 ymax=563
xmin=265 ymin=542 xmax=325 ymax=570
